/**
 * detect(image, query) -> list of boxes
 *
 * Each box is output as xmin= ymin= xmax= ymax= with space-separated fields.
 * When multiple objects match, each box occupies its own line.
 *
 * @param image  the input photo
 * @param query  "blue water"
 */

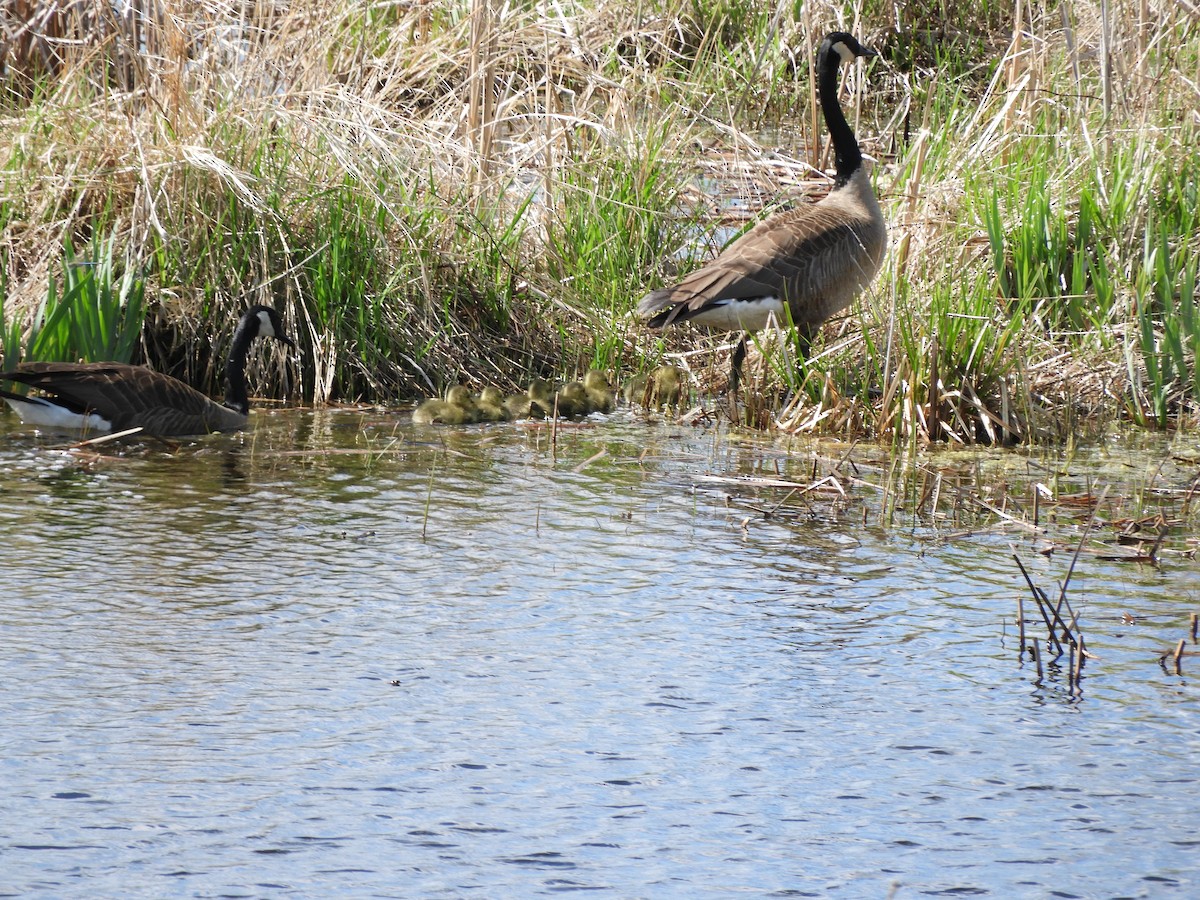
xmin=1 ymin=409 xmax=1197 ymax=898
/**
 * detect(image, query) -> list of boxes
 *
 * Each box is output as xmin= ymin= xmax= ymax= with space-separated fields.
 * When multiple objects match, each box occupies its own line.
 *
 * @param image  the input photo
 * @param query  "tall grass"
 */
xmin=1 ymin=0 xmax=1198 ymax=442
xmin=1130 ymin=162 xmax=1200 ymax=427
xmin=544 ymin=119 xmax=697 ymax=372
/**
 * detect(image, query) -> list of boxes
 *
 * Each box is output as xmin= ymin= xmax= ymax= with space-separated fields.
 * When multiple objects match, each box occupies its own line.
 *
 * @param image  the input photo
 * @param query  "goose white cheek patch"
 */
xmin=256 ymin=310 xmax=277 ymax=338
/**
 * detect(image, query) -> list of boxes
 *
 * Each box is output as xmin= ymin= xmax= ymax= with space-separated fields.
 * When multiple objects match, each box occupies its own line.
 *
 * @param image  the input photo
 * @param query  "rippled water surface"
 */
xmin=2 ymin=408 xmax=1198 ymax=898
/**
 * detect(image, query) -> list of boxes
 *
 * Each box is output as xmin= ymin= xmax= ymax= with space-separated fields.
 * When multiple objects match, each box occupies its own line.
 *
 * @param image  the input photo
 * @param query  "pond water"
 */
xmin=2 ymin=407 xmax=1198 ymax=898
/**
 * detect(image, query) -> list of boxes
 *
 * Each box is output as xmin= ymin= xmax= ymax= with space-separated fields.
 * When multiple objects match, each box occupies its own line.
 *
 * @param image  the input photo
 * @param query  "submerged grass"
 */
xmin=1 ymin=0 xmax=1199 ymax=444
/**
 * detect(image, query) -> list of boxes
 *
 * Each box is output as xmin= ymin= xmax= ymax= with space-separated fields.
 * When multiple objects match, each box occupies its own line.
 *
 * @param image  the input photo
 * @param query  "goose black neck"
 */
xmin=223 ymin=314 xmax=258 ymax=415
xmin=818 ymin=44 xmax=862 ymax=187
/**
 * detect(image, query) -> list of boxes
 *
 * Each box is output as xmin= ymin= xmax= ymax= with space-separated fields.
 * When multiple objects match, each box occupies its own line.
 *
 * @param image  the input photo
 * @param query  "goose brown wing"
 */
xmin=1 ymin=362 xmax=243 ymax=436
xmin=640 ymin=203 xmax=875 ymax=327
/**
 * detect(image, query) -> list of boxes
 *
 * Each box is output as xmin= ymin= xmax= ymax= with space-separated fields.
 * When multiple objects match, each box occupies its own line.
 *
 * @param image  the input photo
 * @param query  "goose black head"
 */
xmin=248 ymin=305 xmax=295 ymax=348
xmin=823 ymin=32 xmax=877 ymax=65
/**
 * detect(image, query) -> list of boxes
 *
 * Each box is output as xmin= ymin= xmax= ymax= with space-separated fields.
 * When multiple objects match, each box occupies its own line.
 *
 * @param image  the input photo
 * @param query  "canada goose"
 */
xmin=583 ymin=370 xmax=616 ymax=413
xmin=412 ymin=398 xmax=465 ymax=425
xmin=0 ymin=305 xmax=293 ymax=437
xmin=651 ymin=365 xmax=685 ymax=408
xmin=476 ymin=386 xmax=509 ymax=422
xmin=444 ymin=385 xmax=481 ymax=423
xmin=503 ymin=391 xmax=534 ymax=420
xmin=622 ymin=365 xmax=686 ymax=410
xmin=622 ymin=373 xmax=649 ymax=404
xmin=527 ymin=378 xmax=556 ymax=418
xmin=413 ymin=386 xmax=482 ymax=425
xmin=554 ymin=381 xmax=590 ymax=418
xmin=636 ymin=32 xmax=886 ymax=391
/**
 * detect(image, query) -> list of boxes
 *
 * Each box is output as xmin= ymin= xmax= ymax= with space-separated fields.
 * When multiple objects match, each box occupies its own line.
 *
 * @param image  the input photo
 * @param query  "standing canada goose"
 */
xmin=637 ymin=32 xmax=887 ymax=391
xmin=0 ymin=305 xmax=294 ymax=437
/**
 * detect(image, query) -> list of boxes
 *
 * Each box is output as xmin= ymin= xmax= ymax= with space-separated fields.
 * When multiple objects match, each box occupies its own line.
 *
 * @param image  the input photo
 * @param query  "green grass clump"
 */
xmin=1130 ymin=162 xmax=1200 ymax=427
xmin=544 ymin=119 xmax=696 ymax=372
xmin=0 ymin=233 xmax=145 ymax=370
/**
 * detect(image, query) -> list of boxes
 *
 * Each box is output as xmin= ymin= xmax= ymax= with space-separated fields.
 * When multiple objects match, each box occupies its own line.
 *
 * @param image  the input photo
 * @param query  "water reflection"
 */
xmin=1 ymin=409 xmax=1197 ymax=897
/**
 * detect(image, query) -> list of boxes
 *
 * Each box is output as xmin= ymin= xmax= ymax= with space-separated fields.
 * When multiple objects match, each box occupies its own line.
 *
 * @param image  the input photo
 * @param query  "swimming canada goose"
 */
xmin=554 ymin=381 xmax=590 ymax=418
xmin=445 ymin=386 xmax=482 ymax=423
xmin=476 ymin=386 xmax=510 ymax=421
xmin=411 ymin=398 xmax=462 ymax=425
xmin=475 ymin=384 xmax=508 ymax=420
xmin=527 ymin=378 xmax=556 ymax=418
xmin=0 ymin=305 xmax=294 ymax=437
xmin=636 ymin=32 xmax=887 ymax=391
xmin=502 ymin=391 xmax=534 ymax=420
xmin=413 ymin=385 xmax=482 ymax=425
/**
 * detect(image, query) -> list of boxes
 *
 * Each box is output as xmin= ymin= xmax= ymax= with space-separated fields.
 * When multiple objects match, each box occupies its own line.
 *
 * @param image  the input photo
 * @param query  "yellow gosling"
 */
xmin=623 ymin=366 xmax=687 ymax=410
xmin=476 ymin=386 xmax=509 ymax=422
xmin=622 ymin=373 xmax=649 ymax=405
xmin=555 ymin=381 xmax=589 ymax=418
xmin=528 ymin=378 xmax=556 ymax=418
xmin=583 ymin=370 xmax=616 ymax=413
xmin=651 ymin=365 xmax=685 ymax=408
xmin=445 ymin=385 xmax=481 ymax=424
xmin=503 ymin=392 xmax=534 ymax=419
xmin=412 ymin=398 xmax=468 ymax=425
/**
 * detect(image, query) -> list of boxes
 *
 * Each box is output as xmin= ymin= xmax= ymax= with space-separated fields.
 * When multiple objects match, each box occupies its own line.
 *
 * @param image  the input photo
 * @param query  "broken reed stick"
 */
xmin=1073 ymin=637 xmax=1085 ymax=686
xmin=1017 ymin=592 xmax=1026 ymax=658
xmin=1067 ymin=640 xmax=1077 ymax=689
xmin=1173 ymin=639 xmax=1186 ymax=676
xmin=1013 ymin=554 xmax=1065 ymax=658
xmin=1032 ymin=638 xmax=1043 ymax=680
xmin=421 ymin=465 xmax=436 ymax=541
xmin=1191 ymin=612 xmax=1198 ymax=643
xmin=550 ymin=394 xmax=560 ymax=463
xmin=1059 ymin=484 xmax=1109 ymax=604
xmin=1148 ymin=524 xmax=1168 ymax=563
xmin=1060 ymin=589 xmax=1082 ymax=645
xmin=1040 ymin=585 xmax=1072 ymax=656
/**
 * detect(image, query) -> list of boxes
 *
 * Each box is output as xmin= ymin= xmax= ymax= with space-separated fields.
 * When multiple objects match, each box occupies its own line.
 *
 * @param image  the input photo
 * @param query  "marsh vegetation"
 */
xmin=1 ymin=0 xmax=1198 ymax=444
